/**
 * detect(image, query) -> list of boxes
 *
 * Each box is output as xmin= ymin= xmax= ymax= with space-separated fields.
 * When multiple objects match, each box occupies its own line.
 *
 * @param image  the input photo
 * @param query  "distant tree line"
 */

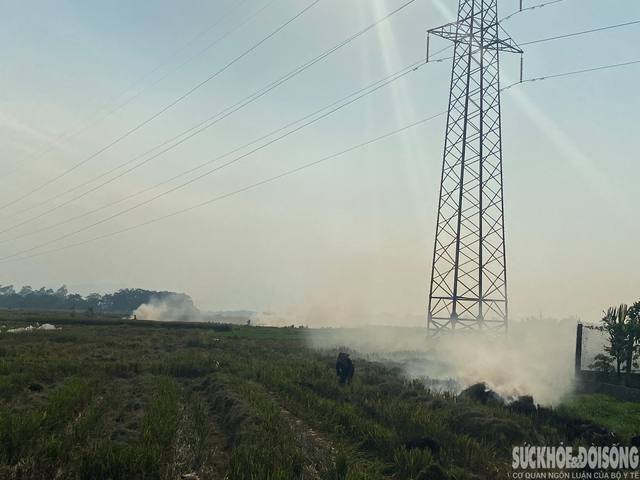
xmin=0 ymin=285 xmax=193 ymax=314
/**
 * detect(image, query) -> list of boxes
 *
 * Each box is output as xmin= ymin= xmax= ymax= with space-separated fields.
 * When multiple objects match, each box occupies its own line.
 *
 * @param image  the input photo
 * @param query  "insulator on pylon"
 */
xmin=426 ymin=33 xmax=430 ymax=63
xmin=520 ymin=54 xmax=524 ymax=83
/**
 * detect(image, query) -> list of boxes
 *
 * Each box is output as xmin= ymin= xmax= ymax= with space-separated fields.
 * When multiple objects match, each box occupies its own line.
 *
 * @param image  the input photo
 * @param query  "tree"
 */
xmin=55 ymin=285 xmax=68 ymax=298
xmin=601 ymin=301 xmax=640 ymax=383
xmin=66 ymin=293 xmax=83 ymax=306
xmin=85 ymin=293 xmax=103 ymax=309
xmin=625 ymin=301 xmax=640 ymax=377
xmin=589 ymin=353 xmax=615 ymax=374
xmin=602 ymin=304 xmax=629 ymax=375
xmin=0 ymin=284 xmax=193 ymax=315
xmin=0 ymin=285 xmax=14 ymax=296
xmin=19 ymin=285 xmax=33 ymax=296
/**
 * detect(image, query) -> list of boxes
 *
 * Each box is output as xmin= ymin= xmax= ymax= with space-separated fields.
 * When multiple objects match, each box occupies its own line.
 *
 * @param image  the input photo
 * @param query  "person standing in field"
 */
xmin=336 ymin=352 xmax=354 ymax=386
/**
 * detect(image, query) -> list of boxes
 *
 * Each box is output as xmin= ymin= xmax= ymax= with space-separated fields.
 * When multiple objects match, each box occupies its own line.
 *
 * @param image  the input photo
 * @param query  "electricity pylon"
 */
xmin=427 ymin=0 xmax=522 ymax=336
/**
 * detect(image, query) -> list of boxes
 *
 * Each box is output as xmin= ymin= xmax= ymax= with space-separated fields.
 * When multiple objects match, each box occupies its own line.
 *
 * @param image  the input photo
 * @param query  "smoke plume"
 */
xmin=132 ymin=294 xmax=201 ymax=322
xmin=305 ymin=317 xmax=578 ymax=405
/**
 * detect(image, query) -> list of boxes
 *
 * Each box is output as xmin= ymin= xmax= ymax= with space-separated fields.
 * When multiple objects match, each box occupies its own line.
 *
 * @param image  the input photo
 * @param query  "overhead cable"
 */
xmin=0 ymin=60 xmax=430 ymax=259
xmin=0 ymin=112 xmax=446 ymax=265
xmin=0 ymin=56 xmax=437 ymax=244
xmin=0 ymin=0 xmax=417 ymax=227
xmin=4 ymin=54 xmax=639 ymax=263
xmin=0 ymin=0 xmax=321 ymax=212
xmin=0 ymin=0 xmax=255 ymax=179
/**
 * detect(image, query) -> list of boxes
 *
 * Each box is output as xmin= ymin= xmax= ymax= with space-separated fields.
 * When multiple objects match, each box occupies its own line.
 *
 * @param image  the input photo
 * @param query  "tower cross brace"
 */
xmin=427 ymin=0 xmax=522 ymax=336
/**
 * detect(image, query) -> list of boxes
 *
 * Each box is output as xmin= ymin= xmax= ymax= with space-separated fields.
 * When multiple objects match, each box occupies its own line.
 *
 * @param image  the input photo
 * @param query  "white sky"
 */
xmin=0 ymin=0 xmax=638 ymax=323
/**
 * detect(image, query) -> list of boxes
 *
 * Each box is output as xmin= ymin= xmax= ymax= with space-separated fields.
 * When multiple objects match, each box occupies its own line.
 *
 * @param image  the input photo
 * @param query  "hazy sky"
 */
xmin=0 ymin=0 xmax=638 ymax=323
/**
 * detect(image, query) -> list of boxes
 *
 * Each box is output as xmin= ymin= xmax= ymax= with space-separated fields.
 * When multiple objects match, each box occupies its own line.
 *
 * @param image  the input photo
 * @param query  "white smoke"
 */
xmin=424 ymin=318 xmax=577 ymax=405
xmin=250 ymin=309 xmax=422 ymax=328
xmin=249 ymin=312 xmax=291 ymax=327
xmin=132 ymin=294 xmax=201 ymax=322
xmin=305 ymin=317 xmax=578 ymax=405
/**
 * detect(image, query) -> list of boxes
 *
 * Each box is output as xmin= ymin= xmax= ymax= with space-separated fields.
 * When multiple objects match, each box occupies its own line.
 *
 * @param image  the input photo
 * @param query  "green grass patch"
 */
xmin=79 ymin=376 xmax=181 ymax=479
xmin=557 ymin=394 xmax=640 ymax=441
xmin=227 ymin=377 xmax=304 ymax=480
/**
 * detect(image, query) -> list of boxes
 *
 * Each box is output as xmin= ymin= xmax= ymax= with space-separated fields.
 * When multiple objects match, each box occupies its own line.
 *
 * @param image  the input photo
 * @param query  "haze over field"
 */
xmin=0 ymin=0 xmax=638 ymax=324
xmin=304 ymin=318 xmax=577 ymax=406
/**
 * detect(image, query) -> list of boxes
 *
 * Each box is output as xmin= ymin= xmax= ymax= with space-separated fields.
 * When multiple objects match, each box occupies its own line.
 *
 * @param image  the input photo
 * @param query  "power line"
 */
xmin=502 ymin=59 xmax=640 ymax=90
xmin=500 ymin=10 xmax=638 ymax=53
xmin=0 ymin=0 xmax=321 ymax=212
xmin=521 ymin=20 xmax=640 ymax=46
xmin=4 ymin=54 xmax=638 ymax=263
xmin=0 ymin=112 xmax=447 ymax=265
xmin=0 ymin=0 xmax=419 ymax=227
xmin=1 ymin=14 xmax=633 ymax=231
xmin=2 ymin=6 xmax=635 ymax=253
xmin=12 ymin=0 xmax=533 ymax=189
xmin=0 ymin=0 xmax=254 ymax=180
xmin=429 ymin=20 xmax=640 ymax=79
xmin=500 ymin=0 xmax=568 ymax=23
xmin=422 ymin=0 xmax=556 ymax=60
xmin=0 ymin=56 xmax=437 ymax=244
xmin=4 ymin=6 xmax=612 ymax=224
xmin=0 ymin=60 xmax=430 ymax=259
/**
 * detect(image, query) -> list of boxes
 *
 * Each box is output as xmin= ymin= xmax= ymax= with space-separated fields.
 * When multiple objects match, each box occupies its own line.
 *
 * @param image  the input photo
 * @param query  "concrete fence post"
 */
xmin=575 ymin=322 xmax=583 ymax=379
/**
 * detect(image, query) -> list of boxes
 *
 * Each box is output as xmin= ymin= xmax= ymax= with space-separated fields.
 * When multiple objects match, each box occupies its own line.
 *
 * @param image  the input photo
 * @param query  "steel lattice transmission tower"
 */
xmin=427 ymin=0 xmax=522 ymax=336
